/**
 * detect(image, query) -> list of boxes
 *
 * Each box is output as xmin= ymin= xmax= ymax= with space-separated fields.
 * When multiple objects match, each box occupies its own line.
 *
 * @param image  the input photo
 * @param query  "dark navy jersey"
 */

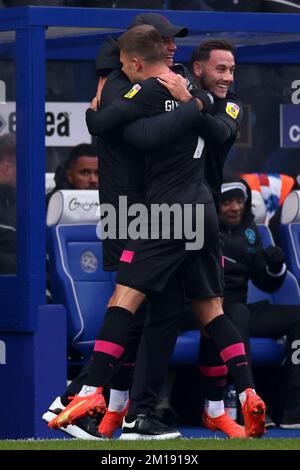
xmin=205 ymin=91 xmax=243 ymax=206
xmin=96 ymin=70 xmax=145 ymax=270
xmin=98 ymin=70 xmax=145 ymax=210
xmin=98 ymin=77 xmax=212 ymax=206
xmin=88 ymin=69 xmax=203 ymax=269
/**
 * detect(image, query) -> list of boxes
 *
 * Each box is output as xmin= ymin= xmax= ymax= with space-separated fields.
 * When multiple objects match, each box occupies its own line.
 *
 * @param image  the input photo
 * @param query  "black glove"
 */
xmin=263 ymin=245 xmax=285 ymax=273
xmin=191 ymin=88 xmax=214 ymax=113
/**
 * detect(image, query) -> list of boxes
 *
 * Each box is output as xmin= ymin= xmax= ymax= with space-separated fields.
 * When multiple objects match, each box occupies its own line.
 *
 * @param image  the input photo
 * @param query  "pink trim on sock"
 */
xmin=236 ymin=361 xmax=248 ymax=367
xmin=120 ymin=250 xmax=135 ymax=263
xmin=199 ymin=365 xmax=228 ymax=377
xmin=123 ymin=363 xmax=135 ymax=368
xmin=221 ymin=256 xmax=224 ymax=268
xmin=94 ymin=340 xmax=124 ymax=359
xmin=220 ymin=342 xmax=245 ymax=362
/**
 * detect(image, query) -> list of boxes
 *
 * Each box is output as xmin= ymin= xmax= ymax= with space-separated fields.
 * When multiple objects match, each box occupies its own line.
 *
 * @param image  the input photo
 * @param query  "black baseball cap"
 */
xmin=128 ymin=13 xmax=188 ymax=38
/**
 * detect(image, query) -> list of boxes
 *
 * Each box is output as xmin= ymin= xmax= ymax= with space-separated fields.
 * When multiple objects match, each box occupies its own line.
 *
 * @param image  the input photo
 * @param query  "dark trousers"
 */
xmin=128 ymin=271 xmax=184 ymax=416
xmin=224 ymin=300 xmax=300 ymax=409
xmin=65 ymin=271 xmax=184 ymax=415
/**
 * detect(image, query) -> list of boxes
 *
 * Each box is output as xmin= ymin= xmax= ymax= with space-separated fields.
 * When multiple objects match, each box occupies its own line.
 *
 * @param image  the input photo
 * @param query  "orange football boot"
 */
xmin=48 ymin=388 xmax=106 ymax=429
xmin=241 ymin=388 xmax=266 ymax=438
xmin=98 ymin=402 xmax=130 ymax=438
xmin=203 ymin=410 xmax=246 ymax=438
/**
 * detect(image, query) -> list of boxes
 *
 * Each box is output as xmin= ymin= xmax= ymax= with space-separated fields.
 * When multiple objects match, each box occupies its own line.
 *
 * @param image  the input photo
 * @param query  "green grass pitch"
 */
xmin=0 ymin=438 xmax=300 ymax=450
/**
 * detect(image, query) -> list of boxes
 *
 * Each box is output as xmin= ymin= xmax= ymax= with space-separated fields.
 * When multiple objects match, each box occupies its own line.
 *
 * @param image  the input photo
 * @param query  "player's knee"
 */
xmin=193 ymin=297 xmax=223 ymax=326
xmin=108 ymin=284 xmax=145 ymax=313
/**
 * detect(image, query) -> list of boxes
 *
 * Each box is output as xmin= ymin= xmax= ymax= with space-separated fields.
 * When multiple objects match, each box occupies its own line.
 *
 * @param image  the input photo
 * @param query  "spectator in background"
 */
xmin=46 ymin=142 xmax=98 ymax=303
xmin=46 ymin=143 xmax=99 ymax=205
xmin=0 ymin=132 xmax=16 ymax=274
xmin=200 ymin=178 xmax=300 ymax=435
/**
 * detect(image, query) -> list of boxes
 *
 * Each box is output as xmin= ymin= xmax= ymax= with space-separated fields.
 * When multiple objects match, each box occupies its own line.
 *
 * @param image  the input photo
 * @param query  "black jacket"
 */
xmin=222 ymin=179 xmax=286 ymax=303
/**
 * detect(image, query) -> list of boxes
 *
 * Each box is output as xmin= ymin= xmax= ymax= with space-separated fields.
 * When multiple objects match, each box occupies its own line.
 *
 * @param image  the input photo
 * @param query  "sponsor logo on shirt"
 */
xmin=226 ymin=102 xmax=240 ymax=120
xmin=124 ymin=84 xmax=141 ymax=99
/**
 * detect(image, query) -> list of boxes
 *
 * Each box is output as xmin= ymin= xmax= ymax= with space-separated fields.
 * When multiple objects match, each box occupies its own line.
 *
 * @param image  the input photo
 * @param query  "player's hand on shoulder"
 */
xmin=191 ymin=89 xmax=214 ymax=113
xmin=157 ymin=72 xmax=192 ymax=103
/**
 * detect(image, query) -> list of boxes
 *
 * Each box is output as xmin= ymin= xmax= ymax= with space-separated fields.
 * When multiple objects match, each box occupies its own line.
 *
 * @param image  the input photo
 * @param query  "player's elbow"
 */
xmin=86 ymin=124 xmax=98 ymax=136
xmin=85 ymin=110 xmax=99 ymax=136
xmin=212 ymin=127 xmax=229 ymax=144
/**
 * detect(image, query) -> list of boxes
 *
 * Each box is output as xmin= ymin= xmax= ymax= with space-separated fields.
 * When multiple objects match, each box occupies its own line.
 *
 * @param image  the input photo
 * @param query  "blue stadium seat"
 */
xmin=172 ymin=220 xmax=298 ymax=366
xmin=172 ymin=331 xmax=286 ymax=367
xmin=172 ymin=330 xmax=200 ymax=365
xmin=279 ymin=191 xmax=300 ymax=284
xmin=47 ymin=190 xmax=115 ymax=361
xmin=248 ymin=224 xmax=299 ymax=364
xmin=47 ymin=190 xmax=295 ymax=368
xmin=280 ymin=224 xmax=300 ymax=283
xmin=247 ymin=223 xmax=300 ymax=306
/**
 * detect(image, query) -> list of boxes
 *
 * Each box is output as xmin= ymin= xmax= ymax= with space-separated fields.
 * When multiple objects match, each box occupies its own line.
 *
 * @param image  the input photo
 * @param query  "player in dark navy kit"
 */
xmin=50 ymin=26 xmax=266 ymax=440
xmin=157 ymin=42 xmax=262 ymax=438
xmin=95 ymin=37 xmax=219 ymax=300
xmin=45 ymin=14 xmax=198 ymax=441
xmin=154 ymin=39 xmax=242 ymax=209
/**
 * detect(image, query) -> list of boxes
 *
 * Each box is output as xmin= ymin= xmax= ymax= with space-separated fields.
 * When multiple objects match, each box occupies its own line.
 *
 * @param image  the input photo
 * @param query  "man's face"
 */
xmin=120 ymin=51 xmax=142 ymax=83
xmin=162 ymin=36 xmax=177 ymax=67
xmin=220 ymin=196 xmax=245 ymax=227
xmin=67 ymin=156 xmax=99 ymax=189
xmin=193 ymin=49 xmax=235 ymax=99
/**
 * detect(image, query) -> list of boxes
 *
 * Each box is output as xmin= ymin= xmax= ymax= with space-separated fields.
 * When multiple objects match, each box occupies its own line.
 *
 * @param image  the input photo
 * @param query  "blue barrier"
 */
xmin=0 ymin=305 xmax=67 ymax=439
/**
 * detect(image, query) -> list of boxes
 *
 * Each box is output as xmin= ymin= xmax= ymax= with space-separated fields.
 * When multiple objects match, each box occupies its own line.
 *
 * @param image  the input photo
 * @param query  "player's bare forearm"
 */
xmin=90 ymin=76 xmax=107 ymax=109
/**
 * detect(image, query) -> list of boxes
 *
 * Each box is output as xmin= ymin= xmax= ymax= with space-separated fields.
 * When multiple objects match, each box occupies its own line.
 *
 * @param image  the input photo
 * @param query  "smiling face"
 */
xmin=193 ymin=49 xmax=235 ymax=99
xmin=220 ymin=195 xmax=245 ymax=227
xmin=162 ymin=36 xmax=177 ymax=67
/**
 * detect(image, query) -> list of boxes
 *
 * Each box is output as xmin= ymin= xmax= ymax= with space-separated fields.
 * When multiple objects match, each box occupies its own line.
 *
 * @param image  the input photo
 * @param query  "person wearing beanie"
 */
xmin=50 ymin=23 xmax=267 ymax=441
xmin=199 ymin=178 xmax=300 ymax=432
